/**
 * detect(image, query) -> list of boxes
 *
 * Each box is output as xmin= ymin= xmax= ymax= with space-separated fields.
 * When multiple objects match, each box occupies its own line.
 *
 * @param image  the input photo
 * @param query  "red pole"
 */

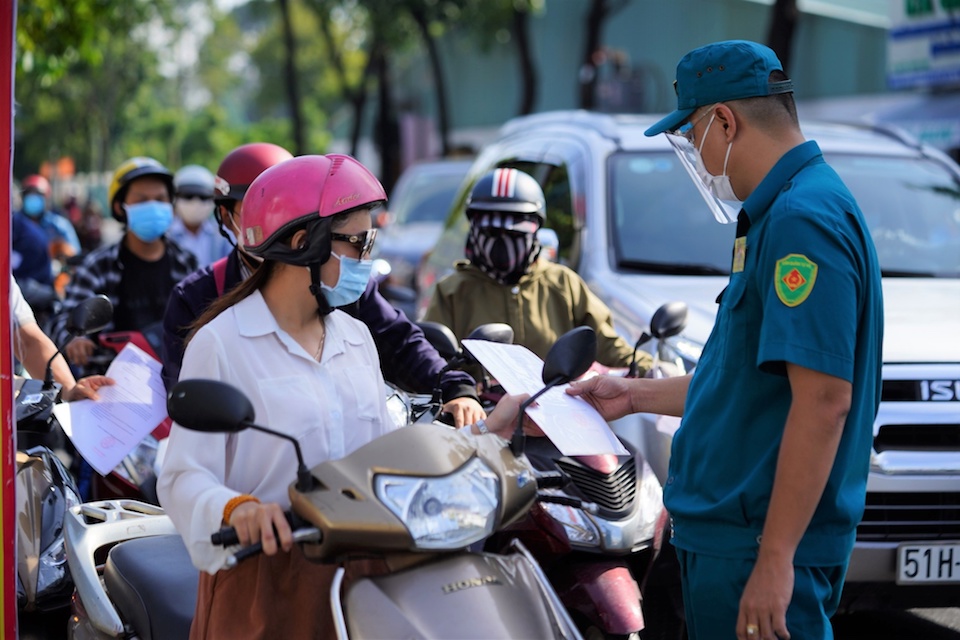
xmin=1 ymin=2 xmax=17 ymax=636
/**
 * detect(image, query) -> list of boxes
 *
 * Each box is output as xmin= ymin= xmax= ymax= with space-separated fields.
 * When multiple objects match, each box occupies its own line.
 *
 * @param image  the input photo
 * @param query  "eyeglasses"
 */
xmin=179 ymin=194 xmax=214 ymax=202
xmin=670 ymin=106 xmax=715 ymax=146
xmin=331 ymin=229 xmax=377 ymax=258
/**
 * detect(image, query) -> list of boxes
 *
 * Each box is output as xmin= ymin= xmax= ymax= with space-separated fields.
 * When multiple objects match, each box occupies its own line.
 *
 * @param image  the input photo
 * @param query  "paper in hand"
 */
xmin=55 ymin=342 xmax=167 ymax=476
xmin=462 ymin=339 xmax=627 ymax=456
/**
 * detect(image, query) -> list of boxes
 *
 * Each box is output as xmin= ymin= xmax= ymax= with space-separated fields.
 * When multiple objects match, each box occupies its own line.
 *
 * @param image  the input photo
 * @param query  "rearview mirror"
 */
xmin=66 ymin=295 xmax=113 ymax=337
xmin=167 ymin=379 xmax=255 ymax=433
xmin=541 ymin=326 xmax=597 ymax=386
xmin=465 ymin=323 xmax=514 ymax=345
xmin=417 ymin=322 xmax=460 ymax=361
xmin=650 ymin=302 xmax=688 ymax=340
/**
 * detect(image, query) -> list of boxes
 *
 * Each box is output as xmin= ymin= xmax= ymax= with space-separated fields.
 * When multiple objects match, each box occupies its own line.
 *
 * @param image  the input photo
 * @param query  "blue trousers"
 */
xmin=675 ymin=547 xmax=846 ymax=640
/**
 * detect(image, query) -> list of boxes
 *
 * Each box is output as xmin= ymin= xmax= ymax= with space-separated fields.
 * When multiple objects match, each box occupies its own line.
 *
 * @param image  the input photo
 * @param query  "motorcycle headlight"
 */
xmin=375 ymin=458 xmax=501 ymax=550
xmin=385 ymin=390 xmax=411 ymax=429
xmin=116 ymin=436 xmax=158 ymax=486
xmin=36 ymin=536 xmax=69 ymax=596
xmin=637 ymin=460 xmax=663 ymax=542
xmin=540 ymin=496 xmax=601 ymax=546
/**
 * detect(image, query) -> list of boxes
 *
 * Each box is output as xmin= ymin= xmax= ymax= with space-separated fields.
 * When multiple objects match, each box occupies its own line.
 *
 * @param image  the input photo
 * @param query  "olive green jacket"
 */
xmin=424 ymin=259 xmax=650 ymax=372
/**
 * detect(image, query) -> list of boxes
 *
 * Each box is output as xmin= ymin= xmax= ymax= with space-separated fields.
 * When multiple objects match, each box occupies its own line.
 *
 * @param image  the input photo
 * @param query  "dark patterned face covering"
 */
xmin=465 ymin=212 xmax=541 ymax=284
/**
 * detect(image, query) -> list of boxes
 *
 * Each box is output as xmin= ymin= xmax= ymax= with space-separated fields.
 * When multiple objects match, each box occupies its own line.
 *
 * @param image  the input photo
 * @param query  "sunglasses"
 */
xmin=331 ymin=229 xmax=377 ymax=258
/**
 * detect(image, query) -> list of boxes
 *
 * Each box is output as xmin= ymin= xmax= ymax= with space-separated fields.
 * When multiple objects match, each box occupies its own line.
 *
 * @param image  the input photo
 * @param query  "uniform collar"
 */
xmin=741 ymin=140 xmax=823 ymax=228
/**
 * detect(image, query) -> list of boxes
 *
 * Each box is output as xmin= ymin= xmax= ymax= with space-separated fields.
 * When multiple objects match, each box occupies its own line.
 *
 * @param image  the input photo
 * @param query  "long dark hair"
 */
xmin=186 ymin=259 xmax=277 ymax=344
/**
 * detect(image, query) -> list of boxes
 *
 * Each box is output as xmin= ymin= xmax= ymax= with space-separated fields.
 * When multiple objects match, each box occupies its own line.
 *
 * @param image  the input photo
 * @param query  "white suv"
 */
xmin=418 ymin=110 xmax=960 ymax=609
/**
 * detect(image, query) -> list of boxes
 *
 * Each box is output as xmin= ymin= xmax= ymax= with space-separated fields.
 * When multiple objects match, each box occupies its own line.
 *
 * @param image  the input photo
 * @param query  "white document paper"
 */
xmin=462 ymin=339 xmax=628 ymax=456
xmin=55 ymin=343 xmax=167 ymax=476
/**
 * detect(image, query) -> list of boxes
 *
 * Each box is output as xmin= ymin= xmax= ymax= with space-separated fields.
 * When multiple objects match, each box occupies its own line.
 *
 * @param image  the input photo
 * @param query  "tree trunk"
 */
xmin=349 ymin=49 xmax=378 ymax=158
xmin=278 ymin=0 xmax=306 ymax=155
xmin=410 ymin=6 xmax=451 ymax=157
xmin=374 ymin=49 xmax=401 ymax=194
xmin=579 ymin=0 xmax=606 ymax=110
xmin=766 ymin=0 xmax=799 ymax=74
xmin=514 ymin=8 xmax=537 ymax=115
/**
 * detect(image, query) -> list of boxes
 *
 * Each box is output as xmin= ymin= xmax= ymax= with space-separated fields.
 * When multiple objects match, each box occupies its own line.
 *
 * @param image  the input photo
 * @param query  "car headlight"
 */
xmin=375 ymin=457 xmax=501 ymax=550
xmin=540 ymin=495 xmax=601 ymax=546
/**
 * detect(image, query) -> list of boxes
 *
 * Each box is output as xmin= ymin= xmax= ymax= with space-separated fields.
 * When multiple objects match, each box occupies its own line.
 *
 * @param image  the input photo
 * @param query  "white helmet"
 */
xmin=174 ymin=165 xmax=216 ymax=198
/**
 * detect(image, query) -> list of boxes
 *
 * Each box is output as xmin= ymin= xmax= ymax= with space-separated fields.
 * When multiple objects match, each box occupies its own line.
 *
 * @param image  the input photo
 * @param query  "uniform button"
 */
xmin=666 ymin=476 xmax=674 ymax=485
xmin=511 ymin=286 xmax=520 ymax=295
xmin=332 ymin=411 xmax=341 ymax=419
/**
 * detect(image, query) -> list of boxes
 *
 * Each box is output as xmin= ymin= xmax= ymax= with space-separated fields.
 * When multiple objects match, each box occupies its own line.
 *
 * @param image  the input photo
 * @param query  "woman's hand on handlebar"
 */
xmin=484 ymin=393 xmax=545 ymax=438
xmin=228 ymin=501 xmax=293 ymax=556
xmin=442 ymin=396 xmax=486 ymax=428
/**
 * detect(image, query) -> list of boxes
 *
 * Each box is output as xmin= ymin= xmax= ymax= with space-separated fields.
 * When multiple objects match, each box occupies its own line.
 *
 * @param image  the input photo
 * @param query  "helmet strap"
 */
xmin=308 ymin=262 xmax=334 ymax=316
xmin=214 ymin=203 xmax=239 ymax=249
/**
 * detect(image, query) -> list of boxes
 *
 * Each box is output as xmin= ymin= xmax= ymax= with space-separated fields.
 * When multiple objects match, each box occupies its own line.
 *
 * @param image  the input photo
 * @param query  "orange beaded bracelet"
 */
xmin=222 ymin=494 xmax=260 ymax=524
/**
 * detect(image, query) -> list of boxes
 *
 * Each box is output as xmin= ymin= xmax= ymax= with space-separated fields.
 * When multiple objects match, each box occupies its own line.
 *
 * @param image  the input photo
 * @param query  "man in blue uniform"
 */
xmin=567 ymin=40 xmax=883 ymax=640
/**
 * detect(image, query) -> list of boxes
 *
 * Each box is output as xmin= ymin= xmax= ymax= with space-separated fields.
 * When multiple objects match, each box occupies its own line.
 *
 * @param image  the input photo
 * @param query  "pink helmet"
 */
xmin=240 ymin=154 xmax=386 ymax=266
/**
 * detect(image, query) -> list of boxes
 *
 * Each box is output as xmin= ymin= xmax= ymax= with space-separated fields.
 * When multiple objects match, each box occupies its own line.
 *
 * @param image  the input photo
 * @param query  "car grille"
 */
xmin=556 ymin=457 xmax=637 ymax=515
xmin=874 ymin=424 xmax=960 ymax=452
xmin=857 ymin=491 xmax=960 ymax=542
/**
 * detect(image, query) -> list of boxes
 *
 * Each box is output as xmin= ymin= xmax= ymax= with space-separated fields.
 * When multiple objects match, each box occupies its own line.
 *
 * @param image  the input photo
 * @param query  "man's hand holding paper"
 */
xmin=461 ymin=339 xmax=627 ymax=456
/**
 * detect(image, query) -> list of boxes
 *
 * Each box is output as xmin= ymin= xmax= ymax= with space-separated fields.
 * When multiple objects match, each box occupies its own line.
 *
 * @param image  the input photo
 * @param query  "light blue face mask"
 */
xmin=22 ymin=193 xmax=45 ymax=218
xmin=320 ymin=252 xmax=373 ymax=308
xmin=125 ymin=200 xmax=174 ymax=242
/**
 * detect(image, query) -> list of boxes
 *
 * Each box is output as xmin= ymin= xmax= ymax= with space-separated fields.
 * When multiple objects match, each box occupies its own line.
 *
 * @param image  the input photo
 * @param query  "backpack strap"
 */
xmin=212 ymin=257 xmax=228 ymax=297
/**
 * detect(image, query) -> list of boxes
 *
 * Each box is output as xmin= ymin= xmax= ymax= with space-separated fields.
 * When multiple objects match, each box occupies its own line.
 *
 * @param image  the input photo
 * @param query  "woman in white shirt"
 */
xmin=157 ymin=155 xmax=528 ymax=639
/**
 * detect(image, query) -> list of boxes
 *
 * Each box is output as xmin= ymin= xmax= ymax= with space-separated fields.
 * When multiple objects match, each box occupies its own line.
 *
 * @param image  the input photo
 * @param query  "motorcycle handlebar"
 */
xmin=211 ymin=511 xmax=307 ymax=547
xmin=223 ymin=527 xmax=323 ymax=569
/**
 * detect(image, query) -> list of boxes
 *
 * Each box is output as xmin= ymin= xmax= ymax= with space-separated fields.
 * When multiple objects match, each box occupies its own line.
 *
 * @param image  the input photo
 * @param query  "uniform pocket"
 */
xmin=712 ymin=275 xmax=749 ymax=370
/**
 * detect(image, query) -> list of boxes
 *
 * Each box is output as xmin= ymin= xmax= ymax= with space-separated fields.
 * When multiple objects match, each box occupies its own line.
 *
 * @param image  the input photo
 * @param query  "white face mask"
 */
xmin=694 ymin=114 xmax=740 ymax=202
xmin=175 ymin=198 xmax=213 ymax=227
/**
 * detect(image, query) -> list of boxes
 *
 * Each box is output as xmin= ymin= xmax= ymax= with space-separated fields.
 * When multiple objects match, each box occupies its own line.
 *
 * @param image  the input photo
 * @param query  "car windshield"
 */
xmin=610 ymin=151 xmax=960 ymax=278
xmin=390 ymin=167 xmax=469 ymax=225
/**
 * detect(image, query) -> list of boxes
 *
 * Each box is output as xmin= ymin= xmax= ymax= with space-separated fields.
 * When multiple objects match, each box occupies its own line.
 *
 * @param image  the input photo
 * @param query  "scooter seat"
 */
xmin=104 ymin=534 xmax=198 ymax=640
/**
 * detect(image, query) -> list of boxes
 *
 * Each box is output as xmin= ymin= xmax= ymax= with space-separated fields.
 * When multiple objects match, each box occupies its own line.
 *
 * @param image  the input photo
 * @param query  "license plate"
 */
xmin=896 ymin=543 xmax=960 ymax=584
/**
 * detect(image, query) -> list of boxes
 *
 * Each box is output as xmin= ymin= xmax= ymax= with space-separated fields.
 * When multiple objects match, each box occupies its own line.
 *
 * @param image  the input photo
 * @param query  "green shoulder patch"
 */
xmin=774 ymin=254 xmax=818 ymax=307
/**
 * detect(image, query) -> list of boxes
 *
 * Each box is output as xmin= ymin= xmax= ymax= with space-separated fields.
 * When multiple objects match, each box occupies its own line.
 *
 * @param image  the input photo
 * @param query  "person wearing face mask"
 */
xmin=567 ymin=41 xmax=882 ymax=640
xmin=16 ymin=174 xmax=82 ymax=276
xmin=424 ymin=168 xmax=648 ymax=378
xmin=161 ymin=143 xmax=485 ymax=428
xmin=157 ymin=154 xmax=533 ymax=638
xmin=167 ymin=164 xmax=232 ymax=269
xmin=50 ymin=157 xmax=198 ymax=372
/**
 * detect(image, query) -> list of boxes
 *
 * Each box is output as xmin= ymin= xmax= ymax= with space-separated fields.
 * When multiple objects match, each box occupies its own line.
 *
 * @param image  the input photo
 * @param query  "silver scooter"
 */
xmin=65 ymin=327 xmax=599 ymax=639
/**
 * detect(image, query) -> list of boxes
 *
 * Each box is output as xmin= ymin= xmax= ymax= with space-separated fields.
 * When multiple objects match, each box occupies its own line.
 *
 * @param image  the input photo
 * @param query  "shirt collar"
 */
xmin=234 ymin=290 xmax=351 ymax=361
xmin=741 ymin=140 xmax=823 ymax=227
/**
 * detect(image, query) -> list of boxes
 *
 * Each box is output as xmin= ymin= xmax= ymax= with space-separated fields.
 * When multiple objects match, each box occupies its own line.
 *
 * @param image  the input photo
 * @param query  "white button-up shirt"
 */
xmin=157 ymin=290 xmax=395 ymax=573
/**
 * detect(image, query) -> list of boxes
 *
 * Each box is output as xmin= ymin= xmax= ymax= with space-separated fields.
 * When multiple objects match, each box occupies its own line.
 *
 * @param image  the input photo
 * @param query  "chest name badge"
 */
xmin=732 ymin=237 xmax=747 ymax=273
xmin=775 ymin=253 xmax=818 ymax=307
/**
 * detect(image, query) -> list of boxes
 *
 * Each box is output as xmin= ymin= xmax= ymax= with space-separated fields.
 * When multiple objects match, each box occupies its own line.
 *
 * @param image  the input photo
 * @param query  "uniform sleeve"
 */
xmin=755 ymin=211 xmax=860 ymax=382
xmin=156 ymin=327 xmax=239 ymax=574
xmin=422 ymin=278 xmax=458 ymax=338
